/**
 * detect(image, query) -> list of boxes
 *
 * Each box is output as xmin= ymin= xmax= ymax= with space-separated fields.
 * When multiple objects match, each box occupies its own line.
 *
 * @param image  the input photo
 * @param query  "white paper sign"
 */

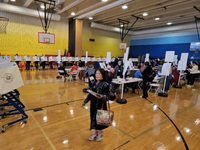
xmin=123 ymin=61 xmax=130 ymax=75
xmin=106 ymin=52 xmax=111 ymax=64
xmin=81 ymin=57 xmax=85 ymax=61
xmin=85 ymin=51 xmax=88 ymax=63
xmin=173 ymin=55 xmax=178 ymax=65
xmin=0 ymin=65 xmax=24 ymax=95
xmin=24 ymin=56 xmax=31 ymax=61
xmin=180 ymin=53 xmax=188 ymax=61
xmin=161 ymin=63 xmax=171 ymax=76
xmin=58 ymin=49 xmax=61 ymax=64
xmin=49 ymin=56 xmax=55 ymax=62
xmin=165 ymin=51 xmax=175 ymax=62
xmin=145 ymin=53 xmax=149 ymax=62
xmin=178 ymin=61 xmax=187 ymax=71
xmin=99 ymin=63 xmax=104 ymax=69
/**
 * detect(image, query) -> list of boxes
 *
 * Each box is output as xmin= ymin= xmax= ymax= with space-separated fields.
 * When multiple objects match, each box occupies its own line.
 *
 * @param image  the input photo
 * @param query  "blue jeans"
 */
xmin=165 ymin=74 xmax=172 ymax=91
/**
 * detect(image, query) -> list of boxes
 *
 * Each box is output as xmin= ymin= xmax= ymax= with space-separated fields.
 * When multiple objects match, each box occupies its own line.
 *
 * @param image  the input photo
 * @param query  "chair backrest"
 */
xmin=58 ymin=70 xmax=65 ymax=76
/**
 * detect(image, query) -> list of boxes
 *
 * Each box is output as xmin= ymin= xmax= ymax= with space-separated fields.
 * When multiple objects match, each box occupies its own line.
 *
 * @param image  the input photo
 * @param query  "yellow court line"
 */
xmin=29 ymin=111 xmax=57 ymax=150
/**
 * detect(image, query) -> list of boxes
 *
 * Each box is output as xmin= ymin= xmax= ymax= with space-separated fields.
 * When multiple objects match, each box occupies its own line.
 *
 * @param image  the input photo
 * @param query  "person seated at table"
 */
xmin=71 ymin=63 xmax=78 ymax=72
xmin=135 ymin=65 xmax=144 ymax=78
xmin=58 ymin=62 xmax=69 ymax=77
xmin=78 ymin=60 xmax=83 ymax=67
xmin=114 ymin=60 xmax=123 ymax=78
xmin=186 ymin=61 xmax=199 ymax=87
xmin=130 ymin=66 xmax=144 ymax=93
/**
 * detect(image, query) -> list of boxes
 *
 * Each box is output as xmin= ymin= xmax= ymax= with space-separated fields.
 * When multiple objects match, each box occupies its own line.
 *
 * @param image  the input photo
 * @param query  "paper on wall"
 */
xmin=161 ymin=63 xmax=171 ymax=76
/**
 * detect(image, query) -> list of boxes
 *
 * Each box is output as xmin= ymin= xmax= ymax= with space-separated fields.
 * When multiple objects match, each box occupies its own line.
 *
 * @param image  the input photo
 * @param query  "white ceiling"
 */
xmin=2 ymin=0 xmax=200 ymax=31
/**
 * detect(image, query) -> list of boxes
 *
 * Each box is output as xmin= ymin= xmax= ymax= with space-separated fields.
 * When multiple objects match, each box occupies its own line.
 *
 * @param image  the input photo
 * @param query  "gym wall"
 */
xmin=0 ymin=10 xmax=68 ymax=59
xmin=130 ymin=31 xmax=200 ymax=59
xmin=82 ymin=19 xmax=131 ymax=57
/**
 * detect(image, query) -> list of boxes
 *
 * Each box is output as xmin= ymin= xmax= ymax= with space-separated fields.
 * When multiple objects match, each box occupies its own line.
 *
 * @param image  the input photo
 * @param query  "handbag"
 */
xmin=96 ymin=98 xmax=114 ymax=126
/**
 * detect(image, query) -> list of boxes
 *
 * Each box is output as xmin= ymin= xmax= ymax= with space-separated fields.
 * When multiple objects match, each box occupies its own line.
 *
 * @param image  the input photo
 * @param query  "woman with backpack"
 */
xmin=142 ymin=62 xmax=152 ymax=98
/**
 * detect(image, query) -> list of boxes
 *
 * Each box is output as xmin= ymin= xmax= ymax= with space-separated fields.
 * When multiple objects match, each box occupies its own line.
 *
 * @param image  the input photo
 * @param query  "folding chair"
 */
xmin=148 ymin=83 xmax=161 ymax=94
xmin=58 ymin=70 xmax=67 ymax=82
xmin=70 ymin=70 xmax=79 ymax=81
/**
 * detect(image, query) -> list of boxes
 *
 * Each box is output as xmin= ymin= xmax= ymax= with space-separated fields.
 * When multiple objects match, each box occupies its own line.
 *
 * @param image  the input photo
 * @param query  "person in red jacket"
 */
xmin=71 ymin=64 xmax=78 ymax=72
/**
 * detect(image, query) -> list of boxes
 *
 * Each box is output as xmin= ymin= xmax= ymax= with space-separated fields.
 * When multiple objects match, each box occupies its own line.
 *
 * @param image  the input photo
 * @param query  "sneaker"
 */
xmin=89 ymin=134 xmax=97 ymax=141
xmin=96 ymin=133 xmax=104 ymax=142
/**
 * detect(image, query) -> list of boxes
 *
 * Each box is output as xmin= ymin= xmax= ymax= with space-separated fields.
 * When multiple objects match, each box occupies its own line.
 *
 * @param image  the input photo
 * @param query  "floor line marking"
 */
xmin=29 ymin=111 xmax=56 ymax=150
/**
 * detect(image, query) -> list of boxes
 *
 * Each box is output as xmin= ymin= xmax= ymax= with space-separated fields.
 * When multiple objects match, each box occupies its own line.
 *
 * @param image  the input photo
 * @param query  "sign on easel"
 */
xmin=145 ymin=53 xmax=149 ymax=62
xmin=180 ymin=53 xmax=189 ymax=61
xmin=178 ymin=61 xmax=187 ymax=71
xmin=165 ymin=51 xmax=175 ymax=62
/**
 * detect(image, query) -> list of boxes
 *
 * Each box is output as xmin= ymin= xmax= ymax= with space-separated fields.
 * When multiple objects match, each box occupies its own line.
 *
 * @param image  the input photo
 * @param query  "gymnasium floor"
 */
xmin=0 ymin=70 xmax=200 ymax=150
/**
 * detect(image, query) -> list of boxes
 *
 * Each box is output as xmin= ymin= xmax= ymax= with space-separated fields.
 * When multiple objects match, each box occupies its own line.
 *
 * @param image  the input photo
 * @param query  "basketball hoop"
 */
xmin=0 ymin=17 xmax=9 ymax=34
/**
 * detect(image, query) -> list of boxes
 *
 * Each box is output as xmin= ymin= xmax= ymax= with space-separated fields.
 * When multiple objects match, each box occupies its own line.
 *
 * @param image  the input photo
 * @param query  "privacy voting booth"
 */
xmin=0 ymin=60 xmax=28 ymax=133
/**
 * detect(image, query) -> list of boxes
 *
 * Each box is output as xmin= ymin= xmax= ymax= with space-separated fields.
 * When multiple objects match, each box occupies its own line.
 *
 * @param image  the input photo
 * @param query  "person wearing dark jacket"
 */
xmin=114 ymin=60 xmax=123 ymax=78
xmin=82 ymin=68 xmax=109 ymax=142
xmin=142 ymin=62 xmax=152 ymax=98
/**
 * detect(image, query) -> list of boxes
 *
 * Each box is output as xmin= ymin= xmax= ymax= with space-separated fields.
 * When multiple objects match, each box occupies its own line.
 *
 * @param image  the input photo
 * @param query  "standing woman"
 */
xmin=142 ymin=62 xmax=152 ymax=98
xmin=82 ymin=68 xmax=109 ymax=142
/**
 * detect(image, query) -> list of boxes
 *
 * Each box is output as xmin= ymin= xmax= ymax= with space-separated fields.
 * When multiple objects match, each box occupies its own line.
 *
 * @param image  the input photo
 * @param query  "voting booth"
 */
xmin=75 ymin=57 xmax=79 ymax=62
xmin=41 ymin=56 xmax=47 ymax=62
xmin=62 ymin=57 xmax=68 ymax=62
xmin=24 ymin=56 xmax=31 ymax=62
xmin=0 ymin=60 xmax=28 ymax=133
xmin=14 ymin=56 xmax=21 ymax=62
xmin=49 ymin=56 xmax=55 ymax=62
xmin=97 ymin=58 xmax=102 ymax=62
xmin=3 ymin=55 xmax=11 ymax=61
xmin=33 ymin=56 xmax=40 ymax=62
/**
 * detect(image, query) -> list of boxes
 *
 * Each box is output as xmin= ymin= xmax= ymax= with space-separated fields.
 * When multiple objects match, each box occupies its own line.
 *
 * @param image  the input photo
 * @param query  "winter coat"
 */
xmin=84 ymin=80 xmax=109 ymax=130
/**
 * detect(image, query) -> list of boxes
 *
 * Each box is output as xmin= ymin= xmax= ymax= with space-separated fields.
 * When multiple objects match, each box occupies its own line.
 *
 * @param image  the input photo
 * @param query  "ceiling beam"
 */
xmin=23 ymin=0 xmax=33 ymax=7
xmin=75 ymin=0 xmax=132 ymax=19
xmin=57 ymin=0 xmax=85 ymax=14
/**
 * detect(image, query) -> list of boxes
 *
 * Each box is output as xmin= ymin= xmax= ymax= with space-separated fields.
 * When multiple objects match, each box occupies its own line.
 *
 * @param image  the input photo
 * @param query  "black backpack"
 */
xmin=147 ymin=70 xmax=157 ymax=82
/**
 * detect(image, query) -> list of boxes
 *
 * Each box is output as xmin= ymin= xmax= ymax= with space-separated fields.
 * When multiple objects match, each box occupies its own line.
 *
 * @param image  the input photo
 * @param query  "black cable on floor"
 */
xmin=136 ymin=90 xmax=189 ymax=150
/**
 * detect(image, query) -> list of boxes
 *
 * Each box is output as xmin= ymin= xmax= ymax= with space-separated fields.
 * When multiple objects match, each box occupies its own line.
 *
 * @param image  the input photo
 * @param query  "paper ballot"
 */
xmin=165 ymin=51 xmax=175 ymax=62
xmin=87 ymin=90 xmax=102 ymax=98
xmin=161 ymin=63 xmax=171 ymax=76
xmin=178 ymin=61 xmax=187 ymax=71
xmin=123 ymin=61 xmax=130 ymax=75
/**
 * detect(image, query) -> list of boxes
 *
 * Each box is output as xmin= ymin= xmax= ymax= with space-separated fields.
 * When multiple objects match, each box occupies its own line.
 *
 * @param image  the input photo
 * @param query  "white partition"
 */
xmin=41 ymin=56 xmax=47 ymax=62
xmin=75 ymin=57 xmax=79 ymax=62
xmin=33 ymin=56 xmax=40 ymax=62
xmin=87 ymin=57 xmax=91 ymax=61
xmin=102 ymin=58 xmax=106 ymax=62
xmin=97 ymin=58 xmax=102 ymax=61
xmin=49 ymin=56 xmax=55 ymax=62
xmin=62 ymin=57 xmax=68 ymax=62
xmin=24 ymin=56 xmax=31 ymax=61
xmin=3 ymin=55 xmax=11 ymax=61
xmin=0 ymin=62 xmax=24 ymax=95
xmin=81 ymin=57 xmax=85 ymax=61
xmin=91 ymin=57 xmax=96 ymax=61
xmin=14 ymin=56 xmax=21 ymax=61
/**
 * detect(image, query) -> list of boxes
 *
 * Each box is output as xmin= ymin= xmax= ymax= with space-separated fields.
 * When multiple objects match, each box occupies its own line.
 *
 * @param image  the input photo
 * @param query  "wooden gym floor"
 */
xmin=0 ymin=70 xmax=200 ymax=150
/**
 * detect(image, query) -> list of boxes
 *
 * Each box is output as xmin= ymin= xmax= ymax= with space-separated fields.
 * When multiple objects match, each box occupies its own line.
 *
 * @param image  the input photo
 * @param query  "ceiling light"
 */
xmin=120 ymin=24 xmax=123 ymax=27
xmin=89 ymin=17 xmax=93 ymax=20
xmin=155 ymin=17 xmax=160 ymax=20
xmin=10 ymin=0 xmax=16 ymax=1
xmin=143 ymin=13 xmax=148 ymax=16
xmin=167 ymin=22 xmax=172 ymax=25
xmin=102 ymin=0 xmax=108 ymax=2
xmin=40 ymin=4 xmax=45 ymax=9
xmin=71 ymin=12 xmax=75 ymax=16
xmin=122 ymin=5 xmax=128 ymax=9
